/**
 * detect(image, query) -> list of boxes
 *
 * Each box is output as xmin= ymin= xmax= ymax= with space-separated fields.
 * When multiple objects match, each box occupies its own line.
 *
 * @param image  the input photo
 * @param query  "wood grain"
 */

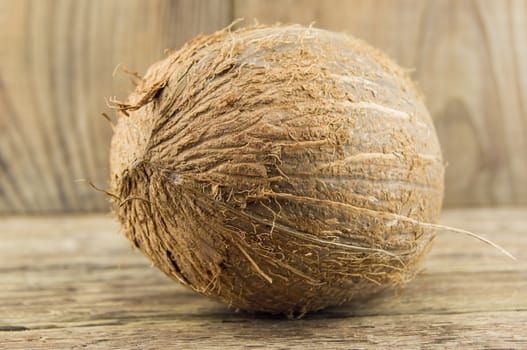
xmin=2 ymin=0 xmax=527 ymax=213
xmin=234 ymin=0 xmax=527 ymax=207
xmin=1 ymin=209 xmax=526 ymax=349
xmin=0 ymin=0 xmax=232 ymax=214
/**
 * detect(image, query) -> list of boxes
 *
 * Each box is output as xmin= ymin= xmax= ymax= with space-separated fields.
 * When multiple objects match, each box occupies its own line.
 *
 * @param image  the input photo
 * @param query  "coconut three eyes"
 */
xmin=110 ymin=25 xmax=444 ymax=316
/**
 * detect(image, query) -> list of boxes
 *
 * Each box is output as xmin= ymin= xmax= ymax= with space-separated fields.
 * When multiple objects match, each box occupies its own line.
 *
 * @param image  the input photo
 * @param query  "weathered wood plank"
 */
xmin=3 ymin=0 xmax=527 ymax=214
xmin=0 ymin=0 xmax=233 ymax=214
xmin=234 ymin=0 xmax=527 ymax=207
xmin=2 ymin=311 xmax=527 ymax=350
xmin=0 ymin=209 xmax=526 ymax=348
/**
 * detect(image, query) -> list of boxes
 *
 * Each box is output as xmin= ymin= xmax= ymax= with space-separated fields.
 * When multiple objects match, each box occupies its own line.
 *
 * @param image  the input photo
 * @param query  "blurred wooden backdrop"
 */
xmin=1 ymin=0 xmax=526 ymax=214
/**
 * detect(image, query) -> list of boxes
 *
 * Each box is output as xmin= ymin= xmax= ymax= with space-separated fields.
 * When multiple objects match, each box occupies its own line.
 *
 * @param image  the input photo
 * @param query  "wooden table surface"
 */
xmin=1 ymin=208 xmax=526 ymax=349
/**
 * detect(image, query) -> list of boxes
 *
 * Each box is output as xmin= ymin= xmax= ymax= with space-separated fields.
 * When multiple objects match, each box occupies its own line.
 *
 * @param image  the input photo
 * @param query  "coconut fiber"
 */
xmin=109 ymin=24 xmax=445 ymax=316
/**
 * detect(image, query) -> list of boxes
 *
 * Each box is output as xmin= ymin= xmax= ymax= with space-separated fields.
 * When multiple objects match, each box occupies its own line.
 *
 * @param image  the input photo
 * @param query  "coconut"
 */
xmin=109 ymin=24 xmax=445 ymax=316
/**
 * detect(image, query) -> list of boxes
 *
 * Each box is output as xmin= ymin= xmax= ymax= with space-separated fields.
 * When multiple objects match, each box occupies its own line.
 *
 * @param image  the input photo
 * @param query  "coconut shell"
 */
xmin=109 ymin=24 xmax=444 ymax=316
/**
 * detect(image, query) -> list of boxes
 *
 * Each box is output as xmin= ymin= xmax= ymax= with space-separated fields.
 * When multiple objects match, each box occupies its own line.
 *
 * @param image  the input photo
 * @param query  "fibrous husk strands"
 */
xmin=110 ymin=24 xmax=446 ymax=316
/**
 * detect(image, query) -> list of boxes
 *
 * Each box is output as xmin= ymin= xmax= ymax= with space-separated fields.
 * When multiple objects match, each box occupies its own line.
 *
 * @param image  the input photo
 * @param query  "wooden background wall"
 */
xmin=1 ymin=0 xmax=526 ymax=214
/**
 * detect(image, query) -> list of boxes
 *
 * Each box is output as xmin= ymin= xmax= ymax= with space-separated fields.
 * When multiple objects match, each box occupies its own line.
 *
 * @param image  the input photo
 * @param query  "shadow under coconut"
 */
xmin=160 ymin=288 xmax=400 ymax=322
xmin=234 ymin=289 xmax=397 ymax=321
xmin=92 ymin=286 xmax=398 ymax=326
xmin=164 ymin=290 xmax=407 ymax=344
xmin=81 ymin=279 xmax=429 ymax=345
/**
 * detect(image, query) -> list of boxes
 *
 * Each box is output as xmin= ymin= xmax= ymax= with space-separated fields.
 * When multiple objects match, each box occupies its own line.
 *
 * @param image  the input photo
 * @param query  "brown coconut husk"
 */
xmin=109 ymin=24 xmax=446 ymax=316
